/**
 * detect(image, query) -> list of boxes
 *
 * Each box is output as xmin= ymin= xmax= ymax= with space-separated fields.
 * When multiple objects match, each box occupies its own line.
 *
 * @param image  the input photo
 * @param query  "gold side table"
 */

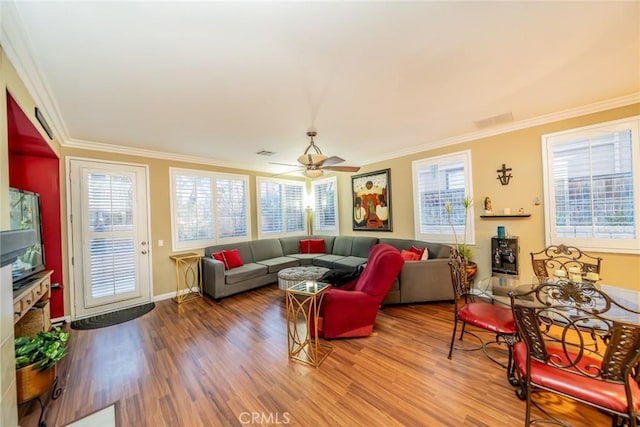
xmin=170 ymin=252 xmax=203 ymax=304
xmin=285 ymin=281 xmax=333 ymax=367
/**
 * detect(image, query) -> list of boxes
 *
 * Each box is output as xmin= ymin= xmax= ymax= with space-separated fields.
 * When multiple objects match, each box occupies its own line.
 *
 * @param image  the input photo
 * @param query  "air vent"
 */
xmin=256 ymin=150 xmax=276 ymax=156
xmin=474 ymin=112 xmax=514 ymax=129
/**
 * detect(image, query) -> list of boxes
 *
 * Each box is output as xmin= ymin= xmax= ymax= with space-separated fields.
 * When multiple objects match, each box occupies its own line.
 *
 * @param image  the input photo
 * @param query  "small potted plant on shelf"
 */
xmin=15 ymin=327 xmax=69 ymax=403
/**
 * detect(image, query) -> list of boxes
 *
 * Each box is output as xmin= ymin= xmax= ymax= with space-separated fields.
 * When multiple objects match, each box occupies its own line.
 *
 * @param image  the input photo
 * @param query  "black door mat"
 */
xmin=71 ymin=303 xmax=155 ymax=330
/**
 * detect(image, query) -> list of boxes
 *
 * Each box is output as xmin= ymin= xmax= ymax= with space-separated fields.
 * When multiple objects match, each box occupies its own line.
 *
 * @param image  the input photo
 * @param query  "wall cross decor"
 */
xmin=497 ymin=163 xmax=512 ymax=185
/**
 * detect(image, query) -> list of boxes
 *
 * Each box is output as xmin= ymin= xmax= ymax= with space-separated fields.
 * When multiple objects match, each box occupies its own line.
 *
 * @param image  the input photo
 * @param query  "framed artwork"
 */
xmin=351 ymin=168 xmax=392 ymax=231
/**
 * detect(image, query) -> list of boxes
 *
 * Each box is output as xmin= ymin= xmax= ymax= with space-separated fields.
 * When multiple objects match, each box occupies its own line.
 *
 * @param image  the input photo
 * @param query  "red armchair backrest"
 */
xmin=353 ymin=244 xmax=404 ymax=299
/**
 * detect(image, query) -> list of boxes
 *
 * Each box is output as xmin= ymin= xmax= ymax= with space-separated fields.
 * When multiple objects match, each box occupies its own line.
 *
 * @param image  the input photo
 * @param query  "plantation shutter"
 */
xmin=312 ymin=177 xmax=339 ymax=234
xmin=551 ymin=129 xmax=635 ymax=240
xmin=217 ymin=177 xmax=248 ymax=238
xmin=257 ymin=178 xmax=305 ymax=237
xmin=415 ymin=161 xmax=466 ymax=235
xmin=284 ymin=184 xmax=305 ymax=233
xmin=174 ymin=173 xmax=214 ymax=242
xmin=86 ymin=172 xmax=137 ymax=299
xmin=412 ymin=150 xmax=473 ymax=243
xmin=259 ymin=181 xmax=283 ymax=234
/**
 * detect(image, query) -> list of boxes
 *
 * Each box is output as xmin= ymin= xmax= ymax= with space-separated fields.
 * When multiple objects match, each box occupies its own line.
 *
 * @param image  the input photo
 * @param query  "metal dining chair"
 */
xmin=447 ymin=250 xmax=518 ymax=383
xmin=510 ymin=280 xmax=640 ymax=426
xmin=530 ymin=244 xmax=602 ymax=280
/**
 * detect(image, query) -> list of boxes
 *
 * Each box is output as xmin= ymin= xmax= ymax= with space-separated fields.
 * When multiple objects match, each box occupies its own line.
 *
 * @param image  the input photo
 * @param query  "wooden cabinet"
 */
xmin=13 ymin=270 xmax=53 ymax=335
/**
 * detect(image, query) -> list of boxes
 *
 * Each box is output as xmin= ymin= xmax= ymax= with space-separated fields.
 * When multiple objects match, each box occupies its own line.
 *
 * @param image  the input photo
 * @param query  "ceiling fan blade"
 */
xmin=323 ymin=165 xmax=360 ymax=172
xmin=269 ymin=162 xmax=301 ymax=167
xmin=321 ymin=156 xmax=345 ymax=166
xmin=271 ymin=168 xmax=305 ymax=177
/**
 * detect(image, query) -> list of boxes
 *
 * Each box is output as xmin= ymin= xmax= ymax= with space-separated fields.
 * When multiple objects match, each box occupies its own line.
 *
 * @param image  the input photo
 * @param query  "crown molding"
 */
xmin=1 ymin=1 xmax=70 ymax=143
xmin=63 ymin=138 xmax=269 ymax=172
xmin=366 ymin=92 xmax=640 ymax=165
xmin=3 ymin=0 xmax=638 ymax=170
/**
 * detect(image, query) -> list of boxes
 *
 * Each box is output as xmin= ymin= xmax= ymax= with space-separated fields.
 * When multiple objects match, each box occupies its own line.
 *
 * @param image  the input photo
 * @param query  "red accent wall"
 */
xmin=7 ymin=93 xmax=64 ymax=318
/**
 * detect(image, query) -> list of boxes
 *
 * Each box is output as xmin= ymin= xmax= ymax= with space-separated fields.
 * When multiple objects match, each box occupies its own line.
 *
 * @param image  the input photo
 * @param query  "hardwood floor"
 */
xmin=20 ymin=284 xmax=610 ymax=426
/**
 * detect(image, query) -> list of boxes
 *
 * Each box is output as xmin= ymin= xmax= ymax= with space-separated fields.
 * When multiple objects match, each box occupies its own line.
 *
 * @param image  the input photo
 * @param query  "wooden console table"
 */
xmin=13 ymin=270 xmax=53 ymax=329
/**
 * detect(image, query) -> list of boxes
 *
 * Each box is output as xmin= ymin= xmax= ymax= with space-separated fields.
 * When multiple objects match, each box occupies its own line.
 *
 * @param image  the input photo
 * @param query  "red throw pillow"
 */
xmin=211 ymin=250 xmax=244 ymax=270
xmin=309 ymin=239 xmax=325 ymax=253
xmin=409 ymin=245 xmax=426 ymax=259
xmin=400 ymin=250 xmax=420 ymax=261
xmin=299 ymin=239 xmax=312 ymax=254
xmin=211 ymin=251 xmax=229 ymax=270
xmin=222 ymin=249 xmax=243 ymax=269
xmin=300 ymin=239 xmax=325 ymax=254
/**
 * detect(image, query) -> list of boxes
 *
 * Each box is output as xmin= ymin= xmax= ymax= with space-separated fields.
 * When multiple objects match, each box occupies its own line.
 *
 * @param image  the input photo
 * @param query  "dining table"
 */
xmin=470 ymin=274 xmax=640 ymax=388
xmin=471 ymin=274 xmax=640 ymax=325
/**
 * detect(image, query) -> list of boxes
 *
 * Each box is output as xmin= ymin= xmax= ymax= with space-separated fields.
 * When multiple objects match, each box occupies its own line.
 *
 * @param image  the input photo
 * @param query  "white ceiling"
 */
xmin=3 ymin=1 xmax=639 ymax=175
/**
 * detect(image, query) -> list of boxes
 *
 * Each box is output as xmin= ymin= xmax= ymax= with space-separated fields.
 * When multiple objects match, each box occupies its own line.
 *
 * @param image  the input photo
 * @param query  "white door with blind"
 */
xmin=68 ymin=158 xmax=152 ymax=320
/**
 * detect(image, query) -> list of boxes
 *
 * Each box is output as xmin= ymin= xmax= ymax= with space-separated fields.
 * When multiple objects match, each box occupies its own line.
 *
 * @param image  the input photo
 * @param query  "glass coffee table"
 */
xmin=285 ymin=281 xmax=333 ymax=368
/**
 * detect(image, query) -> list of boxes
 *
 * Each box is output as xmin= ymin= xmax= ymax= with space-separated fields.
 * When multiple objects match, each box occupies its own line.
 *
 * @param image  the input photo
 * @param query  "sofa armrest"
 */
xmin=202 ymin=257 xmax=226 ymax=299
xmin=399 ymin=258 xmax=454 ymax=303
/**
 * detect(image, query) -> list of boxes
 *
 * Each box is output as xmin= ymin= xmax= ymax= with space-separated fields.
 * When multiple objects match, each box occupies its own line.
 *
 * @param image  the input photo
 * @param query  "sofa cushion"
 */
xmin=313 ymin=254 xmax=347 ymax=269
xmin=250 ymin=239 xmax=285 ymax=262
xmin=225 ymin=263 xmax=268 ymax=284
xmin=256 ymin=256 xmax=300 ymax=273
xmin=333 ymin=256 xmax=368 ymax=270
xmin=300 ymin=238 xmax=325 ymax=254
xmin=351 ymin=237 xmax=378 ymax=258
xmin=287 ymin=253 xmax=324 ymax=265
xmin=332 ymin=236 xmax=353 ymax=256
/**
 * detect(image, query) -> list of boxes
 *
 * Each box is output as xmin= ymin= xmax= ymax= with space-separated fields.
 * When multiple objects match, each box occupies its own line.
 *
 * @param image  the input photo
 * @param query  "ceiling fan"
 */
xmin=271 ymin=130 xmax=360 ymax=178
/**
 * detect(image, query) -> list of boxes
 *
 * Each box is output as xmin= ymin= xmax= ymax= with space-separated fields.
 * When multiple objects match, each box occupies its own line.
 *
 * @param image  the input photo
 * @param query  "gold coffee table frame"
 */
xmin=285 ymin=281 xmax=333 ymax=367
xmin=170 ymin=252 xmax=203 ymax=304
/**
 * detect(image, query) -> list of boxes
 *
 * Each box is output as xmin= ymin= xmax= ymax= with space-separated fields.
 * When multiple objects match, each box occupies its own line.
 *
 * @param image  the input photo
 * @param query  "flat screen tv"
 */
xmin=9 ymin=187 xmax=46 ymax=289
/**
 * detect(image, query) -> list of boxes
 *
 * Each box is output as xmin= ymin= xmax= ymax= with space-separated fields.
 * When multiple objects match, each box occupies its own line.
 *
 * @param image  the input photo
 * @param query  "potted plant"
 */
xmin=445 ymin=196 xmax=477 ymax=278
xmin=15 ymin=327 xmax=69 ymax=403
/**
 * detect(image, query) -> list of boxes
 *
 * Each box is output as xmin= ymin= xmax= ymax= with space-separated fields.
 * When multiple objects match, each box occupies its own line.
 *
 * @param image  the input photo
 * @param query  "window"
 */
xmin=311 ymin=176 xmax=339 ymax=235
xmin=412 ymin=150 xmax=474 ymax=244
xmin=542 ymin=117 xmax=640 ymax=253
xmin=170 ymin=168 xmax=250 ymax=251
xmin=256 ymin=177 xmax=306 ymax=239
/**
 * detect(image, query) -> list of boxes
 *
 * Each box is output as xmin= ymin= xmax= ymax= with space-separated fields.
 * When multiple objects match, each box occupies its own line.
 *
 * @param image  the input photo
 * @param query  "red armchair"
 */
xmin=316 ymin=244 xmax=404 ymax=339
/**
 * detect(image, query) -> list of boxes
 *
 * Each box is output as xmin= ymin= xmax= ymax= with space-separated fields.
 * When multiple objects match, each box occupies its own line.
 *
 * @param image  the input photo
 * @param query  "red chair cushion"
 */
xmin=513 ymin=342 xmax=640 ymax=413
xmin=458 ymin=302 xmax=516 ymax=335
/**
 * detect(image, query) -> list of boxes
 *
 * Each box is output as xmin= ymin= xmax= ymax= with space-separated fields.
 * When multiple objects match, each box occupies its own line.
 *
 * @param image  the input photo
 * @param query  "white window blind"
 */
xmin=170 ymin=168 xmax=250 ymax=251
xmin=256 ymin=177 xmax=305 ymax=238
xmin=86 ymin=172 xmax=136 ymax=298
xmin=412 ymin=150 xmax=474 ymax=244
xmin=216 ymin=177 xmax=248 ymax=238
xmin=312 ymin=176 xmax=339 ymax=235
xmin=543 ymin=117 xmax=640 ymax=253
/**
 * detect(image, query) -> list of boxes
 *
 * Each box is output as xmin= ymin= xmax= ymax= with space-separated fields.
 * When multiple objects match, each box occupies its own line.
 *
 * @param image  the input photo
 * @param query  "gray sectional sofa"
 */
xmin=201 ymin=235 xmax=453 ymax=304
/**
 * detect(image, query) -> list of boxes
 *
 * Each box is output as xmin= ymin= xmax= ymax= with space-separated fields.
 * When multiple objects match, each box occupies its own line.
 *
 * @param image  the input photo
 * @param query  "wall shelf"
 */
xmin=480 ymin=214 xmax=531 ymax=218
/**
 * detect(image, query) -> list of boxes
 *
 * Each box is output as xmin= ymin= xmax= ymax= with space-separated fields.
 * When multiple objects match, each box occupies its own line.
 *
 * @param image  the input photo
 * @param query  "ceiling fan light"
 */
xmin=298 ymin=153 xmax=327 ymax=166
xmin=303 ymin=169 xmax=323 ymax=178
